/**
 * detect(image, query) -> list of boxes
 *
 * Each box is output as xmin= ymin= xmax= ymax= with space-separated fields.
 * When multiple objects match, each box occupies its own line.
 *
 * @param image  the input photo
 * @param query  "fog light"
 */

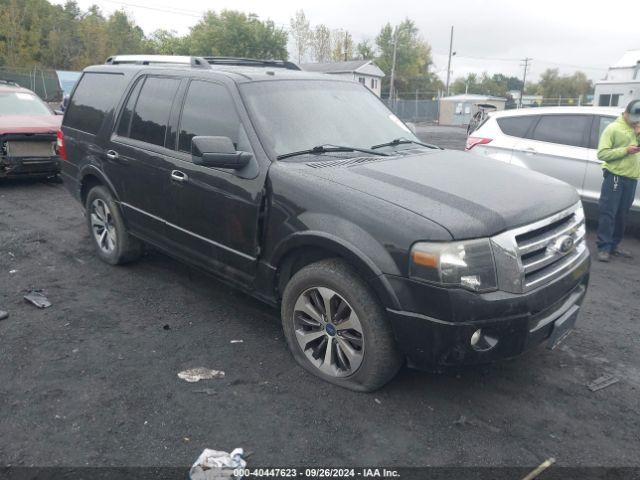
xmin=470 ymin=328 xmax=498 ymax=352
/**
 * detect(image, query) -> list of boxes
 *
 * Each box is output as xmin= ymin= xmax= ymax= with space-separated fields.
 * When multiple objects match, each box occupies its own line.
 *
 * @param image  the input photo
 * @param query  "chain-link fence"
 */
xmin=0 ymin=67 xmax=63 ymax=102
xmin=383 ymin=98 xmax=439 ymax=123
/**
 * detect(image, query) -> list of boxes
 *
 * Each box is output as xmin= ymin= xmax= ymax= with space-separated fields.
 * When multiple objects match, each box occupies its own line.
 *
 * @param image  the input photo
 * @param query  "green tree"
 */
xmin=189 ymin=10 xmax=288 ymax=59
xmin=535 ymin=68 xmax=593 ymax=98
xmin=146 ymin=29 xmax=188 ymax=55
xmin=375 ymin=19 xmax=440 ymax=97
xmin=355 ymin=40 xmax=375 ymax=60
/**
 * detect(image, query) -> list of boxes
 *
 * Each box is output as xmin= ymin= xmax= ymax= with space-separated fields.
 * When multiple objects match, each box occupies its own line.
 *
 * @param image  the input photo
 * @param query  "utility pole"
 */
xmin=445 ymin=26 xmax=454 ymax=96
xmin=344 ymin=31 xmax=348 ymax=61
xmin=388 ymin=27 xmax=398 ymax=106
xmin=519 ymin=57 xmax=532 ymax=108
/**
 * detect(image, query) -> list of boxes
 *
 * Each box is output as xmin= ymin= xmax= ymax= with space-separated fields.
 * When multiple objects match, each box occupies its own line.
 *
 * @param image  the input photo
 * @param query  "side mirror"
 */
xmin=191 ymin=136 xmax=252 ymax=170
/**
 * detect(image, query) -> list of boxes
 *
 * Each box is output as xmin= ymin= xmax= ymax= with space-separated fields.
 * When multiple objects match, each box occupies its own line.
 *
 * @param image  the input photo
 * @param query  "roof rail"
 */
xmin=105 ymin=55 xmax=211 ymax=69
xmin=0 ymin=79 xmax=21 ymax=87
xmin=203 ymin=56 xmax=301 ymax=71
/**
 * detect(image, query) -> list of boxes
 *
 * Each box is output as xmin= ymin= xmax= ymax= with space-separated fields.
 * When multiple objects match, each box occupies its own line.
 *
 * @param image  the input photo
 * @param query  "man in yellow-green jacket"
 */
xmin=596 ymin=100 xmax=640 ymax=261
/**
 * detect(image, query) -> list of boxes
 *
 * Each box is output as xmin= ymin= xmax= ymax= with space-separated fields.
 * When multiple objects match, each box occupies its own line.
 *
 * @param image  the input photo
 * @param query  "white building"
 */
xmin=300 ymin=60 xmax=385 ymax=97
xmin=594 ymin=50 xmax=640 ymax=107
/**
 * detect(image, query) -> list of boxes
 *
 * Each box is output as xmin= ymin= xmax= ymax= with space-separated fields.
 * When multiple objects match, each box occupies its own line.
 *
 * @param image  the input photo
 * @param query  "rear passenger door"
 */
xmin=106 ymin=75 xmax=182 ymax=241
xmin=512 ymin=114 xmax=591 ymax=194
xmin=163 ymin=79 xmax=263 ymax=284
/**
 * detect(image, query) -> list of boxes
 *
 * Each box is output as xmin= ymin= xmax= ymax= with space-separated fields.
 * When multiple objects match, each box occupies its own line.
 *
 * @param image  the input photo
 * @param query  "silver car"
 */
xmin=466 ymin=106 xmax=639 ymax=225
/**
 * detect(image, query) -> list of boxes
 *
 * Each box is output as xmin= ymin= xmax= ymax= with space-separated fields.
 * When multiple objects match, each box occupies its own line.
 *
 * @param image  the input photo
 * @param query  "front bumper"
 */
xmin=385 ymin=253 xmax=590 ymax=368
xmin=0 ymin=156 xmax=60 ymax=178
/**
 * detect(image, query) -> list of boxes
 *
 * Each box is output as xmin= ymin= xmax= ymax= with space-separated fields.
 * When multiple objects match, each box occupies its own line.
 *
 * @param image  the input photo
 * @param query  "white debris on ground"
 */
xmin=189 ymin=447 xmax=246 ymax=480
xmin=178 ymin=367 xmax=225 ymax=383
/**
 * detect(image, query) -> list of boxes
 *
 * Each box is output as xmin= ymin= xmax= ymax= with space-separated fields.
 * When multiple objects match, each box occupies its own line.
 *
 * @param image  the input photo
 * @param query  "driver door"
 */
xmin=163 ymin=79 xmax=265 ymax=285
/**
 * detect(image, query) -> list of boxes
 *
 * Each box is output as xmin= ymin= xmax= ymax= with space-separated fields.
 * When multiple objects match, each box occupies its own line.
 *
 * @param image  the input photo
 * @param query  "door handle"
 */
xmin=171 ymin=170 xmax=188 ymax=182
xmin=524 ymin=147 xmax=537 ymax=155
xmin=105 ymin=150 xmax=119 ymax=161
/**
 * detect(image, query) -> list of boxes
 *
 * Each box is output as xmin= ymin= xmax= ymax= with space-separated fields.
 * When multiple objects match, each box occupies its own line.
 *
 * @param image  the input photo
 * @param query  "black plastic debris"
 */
xmin=24 ymin=290 xmax=52 ymax=309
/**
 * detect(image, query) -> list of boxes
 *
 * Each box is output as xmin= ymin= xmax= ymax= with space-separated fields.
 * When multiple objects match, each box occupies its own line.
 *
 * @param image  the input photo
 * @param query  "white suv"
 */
xmin=466 ymin=106 xmax=640 ymax=225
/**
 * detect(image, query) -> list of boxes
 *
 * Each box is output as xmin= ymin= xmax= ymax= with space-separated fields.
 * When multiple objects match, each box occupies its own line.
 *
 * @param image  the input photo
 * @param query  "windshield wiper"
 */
xmin=277 ymin=144 xmax=389 ymax=160
xmin=371 ymin=137 xmax=441 ymax=150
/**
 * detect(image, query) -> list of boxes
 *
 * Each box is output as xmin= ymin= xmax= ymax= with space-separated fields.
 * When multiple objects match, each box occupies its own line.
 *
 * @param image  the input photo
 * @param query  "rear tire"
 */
xmin=85 ymin=185 xmax=142 ymax=265
xmin=281 ymin=258 xmax=402 ymax=392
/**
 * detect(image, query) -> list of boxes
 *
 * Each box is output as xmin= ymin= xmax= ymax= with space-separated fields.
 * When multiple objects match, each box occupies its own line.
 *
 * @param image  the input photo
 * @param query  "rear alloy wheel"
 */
xmin=282 ymin=259 xmax=402 ymax=391
xmin=90 ymin=198 xmax=117 ymax=254
xmin=85 ymin=185 xmax=141 ymax=265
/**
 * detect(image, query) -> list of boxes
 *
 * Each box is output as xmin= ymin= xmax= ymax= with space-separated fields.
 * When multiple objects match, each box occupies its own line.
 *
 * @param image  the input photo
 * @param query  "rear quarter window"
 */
xmin=496 ymin=116 xmax=537 ymax=138
xmin=64 ymin=72 xmax=124 ymax=135
xmin=531 ymin=114 xmax=592 ymax=148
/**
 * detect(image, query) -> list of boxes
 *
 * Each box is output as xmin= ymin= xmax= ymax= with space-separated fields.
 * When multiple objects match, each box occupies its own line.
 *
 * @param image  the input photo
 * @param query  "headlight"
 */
xmin=410 ymin=239 xmax=497 ymax=292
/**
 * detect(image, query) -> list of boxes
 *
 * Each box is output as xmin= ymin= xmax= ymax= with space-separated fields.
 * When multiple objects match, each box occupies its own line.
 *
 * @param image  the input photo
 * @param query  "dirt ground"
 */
xmin=1 ymin=129 xmax=639 ymax=470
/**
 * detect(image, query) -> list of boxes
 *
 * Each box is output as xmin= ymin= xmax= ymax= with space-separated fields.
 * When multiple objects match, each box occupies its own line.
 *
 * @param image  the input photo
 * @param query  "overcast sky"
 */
xmin=56 ymin=0 xmax=640 ymax=82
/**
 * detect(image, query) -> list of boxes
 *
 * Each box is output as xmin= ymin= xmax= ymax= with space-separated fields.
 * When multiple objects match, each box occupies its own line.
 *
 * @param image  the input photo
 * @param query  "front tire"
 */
xmin=85 ymin=185 xmax=141 ymax=265
xmin=281 ymin=258 xmax=402 ymax=392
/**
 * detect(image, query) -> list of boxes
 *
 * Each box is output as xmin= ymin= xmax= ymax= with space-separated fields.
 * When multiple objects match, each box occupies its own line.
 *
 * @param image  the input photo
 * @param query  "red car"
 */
xmin=0 ymin=82 xmax=62 ymax=179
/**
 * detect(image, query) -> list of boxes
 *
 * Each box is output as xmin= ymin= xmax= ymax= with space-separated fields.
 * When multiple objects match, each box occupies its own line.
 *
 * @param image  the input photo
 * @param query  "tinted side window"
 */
xmin=496 ymin=116 xmax=537 ymax=138
xmin=128 ymin=77 xmax=180 ymax=147
xmin=64 ymin=72 xmax=124 ymax=134
xmin=116 ymin=77 xmax=143 ymax=137
xmin=178 ymin=81 xmax=245 ymax=153
xmin=531 ymin=115 xmax=591 ymax=147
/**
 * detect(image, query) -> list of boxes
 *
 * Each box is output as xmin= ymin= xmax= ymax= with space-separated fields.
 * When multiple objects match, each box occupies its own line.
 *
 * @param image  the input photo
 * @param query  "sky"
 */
xmin=54 ymin=0 xmax=640 ymax=83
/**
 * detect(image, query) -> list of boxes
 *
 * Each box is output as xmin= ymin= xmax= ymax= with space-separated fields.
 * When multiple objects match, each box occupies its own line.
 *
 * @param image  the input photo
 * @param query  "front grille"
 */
xmin=491 ymin=203 xmax=588 ymax=293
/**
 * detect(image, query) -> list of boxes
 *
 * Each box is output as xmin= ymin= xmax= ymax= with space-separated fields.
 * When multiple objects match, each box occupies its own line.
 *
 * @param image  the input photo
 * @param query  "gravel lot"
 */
xmin=1 ymin=127 xmax=639 ymax=470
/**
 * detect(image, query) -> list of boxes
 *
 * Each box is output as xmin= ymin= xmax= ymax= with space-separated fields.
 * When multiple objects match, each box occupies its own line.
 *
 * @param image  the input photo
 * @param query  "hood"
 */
xmin=302 ymin=150 xmax=580 ymax=239
xmin=0 ymin=115 xmax=61 ymax=135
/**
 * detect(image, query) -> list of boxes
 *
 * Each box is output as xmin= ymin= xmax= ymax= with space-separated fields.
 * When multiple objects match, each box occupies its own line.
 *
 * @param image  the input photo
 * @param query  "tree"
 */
xmin=355 ymin=40 xmax=375 ymax=60
xmin=330 ymin=29 xmax=354 ymax=62
xmin=105 ymin=10 xmax=147 ymax=56
xmin=289 ymin=9 xmax=311 ymax=63
xmin=145 ymin=29 xmax=187 ymax=55
xmin=534 ymin=68 xmax=593 ymax=99
xmin=188 ymin=10 xmax=288 ymax=59
xmin=311 ymin=24 xmax=332 ymax=62
xmin=375 ymin=19 xmax=440 ymax=97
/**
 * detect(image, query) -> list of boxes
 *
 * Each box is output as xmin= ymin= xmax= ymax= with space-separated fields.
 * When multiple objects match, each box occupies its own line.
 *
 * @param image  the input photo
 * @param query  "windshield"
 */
xmin=240 ymin=80 xmax=420 ymax=158
xmin=0 ymin=91 xmax=52 ymax=116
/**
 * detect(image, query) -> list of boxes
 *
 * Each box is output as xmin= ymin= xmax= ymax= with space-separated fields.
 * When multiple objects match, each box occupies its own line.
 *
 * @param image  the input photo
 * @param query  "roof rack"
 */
xmin=105 ymin=55 xmax=211 ymax=69
xmin=203 ymin=56 xmax=301 ymax=71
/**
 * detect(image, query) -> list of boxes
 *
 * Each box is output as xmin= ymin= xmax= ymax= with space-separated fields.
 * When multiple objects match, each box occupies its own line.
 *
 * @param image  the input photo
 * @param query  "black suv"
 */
xmin=59 ymin=55 xmax=590 ymax=391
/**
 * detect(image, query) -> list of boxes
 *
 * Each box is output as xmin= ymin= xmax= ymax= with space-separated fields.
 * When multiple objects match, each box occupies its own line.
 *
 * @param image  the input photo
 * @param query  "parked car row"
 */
xmin=51 ymin=55 xmax=590 ymax=391
xmin=466 ymin=106 xmax=639 ymax=225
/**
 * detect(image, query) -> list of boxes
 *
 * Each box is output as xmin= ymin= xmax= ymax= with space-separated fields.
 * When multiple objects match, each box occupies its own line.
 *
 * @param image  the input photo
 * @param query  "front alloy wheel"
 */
xmin=281 ymin=259 xmax=402 ymax=391
xmin=293 ymin=287 xmax=364 ymax=377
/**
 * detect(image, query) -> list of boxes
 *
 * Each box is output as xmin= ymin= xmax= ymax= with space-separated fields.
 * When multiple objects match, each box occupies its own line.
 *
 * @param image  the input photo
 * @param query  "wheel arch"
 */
xmin=271 ymin=232 xmax=401 ymax=311
xmin=79 ymin=166 xmax=119 ymax=207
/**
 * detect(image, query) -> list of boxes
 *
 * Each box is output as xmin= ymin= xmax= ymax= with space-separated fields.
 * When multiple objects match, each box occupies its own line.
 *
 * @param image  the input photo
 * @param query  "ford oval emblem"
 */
xmin=548 ymin=235 xmax=575 ymax=255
